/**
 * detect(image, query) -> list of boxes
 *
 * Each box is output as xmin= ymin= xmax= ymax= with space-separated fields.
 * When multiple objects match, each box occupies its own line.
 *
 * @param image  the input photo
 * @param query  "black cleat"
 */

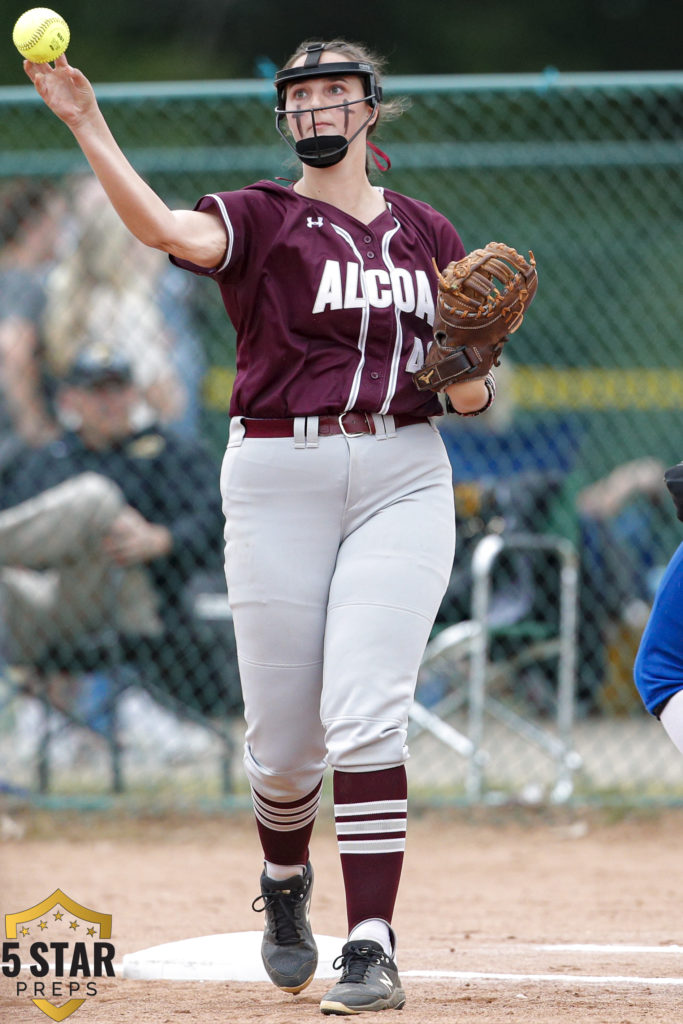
xmin=251 ymin=861 xmax=318 ymax=993
xmin=320 ymin=938 xmax=406 ymax=1015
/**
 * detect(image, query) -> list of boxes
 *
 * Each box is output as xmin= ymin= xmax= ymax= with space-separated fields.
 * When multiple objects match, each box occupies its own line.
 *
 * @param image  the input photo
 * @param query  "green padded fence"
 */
xmin=1 ymin=71 xmax=682 ymax=806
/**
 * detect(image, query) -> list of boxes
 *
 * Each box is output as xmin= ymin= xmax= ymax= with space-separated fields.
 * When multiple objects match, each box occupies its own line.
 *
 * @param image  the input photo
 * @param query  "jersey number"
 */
xmin=406 ymin=337 xmax=426 ymax=373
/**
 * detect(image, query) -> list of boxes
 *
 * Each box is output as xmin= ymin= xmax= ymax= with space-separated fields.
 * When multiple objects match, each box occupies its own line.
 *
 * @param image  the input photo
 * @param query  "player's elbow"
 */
xmin=155 ymin=209 xmax=227 ymax=269
xmin=140 ymin=220 xmax=189 ymax=259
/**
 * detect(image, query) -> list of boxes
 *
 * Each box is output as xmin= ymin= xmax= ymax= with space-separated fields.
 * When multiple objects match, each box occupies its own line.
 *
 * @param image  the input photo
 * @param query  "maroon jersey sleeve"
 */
xmin=433 ymin=211 xmax=467 ymax=267
xmin=381 ymin=189 xmax=467 ymax=270
xmin=169 ymin=185 xmax=283 ymax=280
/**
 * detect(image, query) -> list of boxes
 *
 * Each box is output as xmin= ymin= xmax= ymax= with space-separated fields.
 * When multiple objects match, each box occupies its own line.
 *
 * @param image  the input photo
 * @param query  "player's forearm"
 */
xmin=24 ymin=54 xmax=175 ymax=251
xmin=70 ymin=108 xmax=180 ymax=252
xmin=25 ymin=56 xmax=225 ymax=266
xmin=73 ymin=112 xmax=225 ymax=266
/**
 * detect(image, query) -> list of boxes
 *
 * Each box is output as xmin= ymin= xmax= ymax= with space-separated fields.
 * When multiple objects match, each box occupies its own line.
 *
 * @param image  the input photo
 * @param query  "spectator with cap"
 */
xmin=0 ymin=342 xmax=234 ymax=719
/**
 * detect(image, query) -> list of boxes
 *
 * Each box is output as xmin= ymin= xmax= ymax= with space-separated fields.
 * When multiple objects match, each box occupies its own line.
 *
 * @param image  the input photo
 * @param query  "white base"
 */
xmin=121 ymin=930 xmax=345 ymax=982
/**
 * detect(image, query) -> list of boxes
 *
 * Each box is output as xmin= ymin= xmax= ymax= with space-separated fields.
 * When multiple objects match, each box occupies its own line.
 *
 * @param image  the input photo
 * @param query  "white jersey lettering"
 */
xmin=312 ymin=259 xmax=344 ymax=313
xmin=364 ymin=269 xmax=393 ymax=308
xmin=414 ymin=269 xmax=435 ymax=324
xmin=390 ymin=268 xmax=416 ymax=313
xmin=312 ymin=261 xmax=435 ymax=322
xmin=344 ymin=262 xmax=367 ymax=309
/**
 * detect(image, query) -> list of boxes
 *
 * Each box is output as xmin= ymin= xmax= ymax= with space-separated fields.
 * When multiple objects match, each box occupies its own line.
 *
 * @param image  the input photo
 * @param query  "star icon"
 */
xmin=69 ymin=920 xmax=79 ymax=931
xmin=53 ymin=910 xmax=63 ymax=921
xmin=39 ymin=920 xmax=48 ymax=931
xmin=20 ymin=926 xmax=30 ymax=937
xmin=86 ymin=927 xmax=96 ymax=937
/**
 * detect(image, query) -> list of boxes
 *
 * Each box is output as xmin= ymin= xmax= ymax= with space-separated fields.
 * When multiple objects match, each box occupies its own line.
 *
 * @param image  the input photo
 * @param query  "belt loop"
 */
xmin=293 ymin=417 xmax=307 ymax=449
xmin=306 ymin=415 xmax=319 ymax=448
xmin=227 ymin=416 xmax=246 ymax=448
xmin=372 ymin=413 xmax=396 ymax=439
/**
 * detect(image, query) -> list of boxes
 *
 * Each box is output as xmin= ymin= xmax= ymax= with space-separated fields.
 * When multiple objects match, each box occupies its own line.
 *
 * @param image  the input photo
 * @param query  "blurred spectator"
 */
xmin=0 ymin=178 xmax=66 ymax=457
xmin=42 ymin=178 xmax=196 ymax=434
xmin=435 ymin=362 xmax=582 ymax=629
xmin=576 ymin=457 xmax=671 ymax=713
xmin=0 ymin=342 xmax=238 ymax=721
xmin=433 ymin=357 xmax=673 ymax=714
xmin=413 ymin=364 xmax=581 ymax=711
xmin=576 ymin=456 xmax=669 ymax=609
xmin=156 ymin=227 xmax=209 ymax=440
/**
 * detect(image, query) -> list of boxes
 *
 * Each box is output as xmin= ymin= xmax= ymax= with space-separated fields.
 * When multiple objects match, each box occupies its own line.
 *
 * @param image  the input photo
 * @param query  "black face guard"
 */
xmin=274 ymin=51 xmax=383 ymax=168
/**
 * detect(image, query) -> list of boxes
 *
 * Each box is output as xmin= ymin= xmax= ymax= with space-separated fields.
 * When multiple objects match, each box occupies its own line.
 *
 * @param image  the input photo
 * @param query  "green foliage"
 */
xmin=2 ymin=0 xmax=681 ymax=86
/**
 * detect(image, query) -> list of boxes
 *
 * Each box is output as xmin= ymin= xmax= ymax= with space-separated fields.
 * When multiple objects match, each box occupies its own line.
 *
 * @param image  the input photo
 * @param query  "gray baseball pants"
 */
xmin=220 ymin=416 xmax=456 ymax=802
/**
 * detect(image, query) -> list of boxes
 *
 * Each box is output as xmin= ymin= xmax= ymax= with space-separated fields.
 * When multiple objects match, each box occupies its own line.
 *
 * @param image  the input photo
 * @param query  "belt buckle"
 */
xmin=338 ymin=412 xmax=370 ymax=438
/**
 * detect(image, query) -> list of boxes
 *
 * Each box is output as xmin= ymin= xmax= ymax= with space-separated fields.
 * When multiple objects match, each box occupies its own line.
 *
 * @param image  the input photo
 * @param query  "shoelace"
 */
xmin=251 ymin=887 xmax=305 ymax=945
xmin=333 ymin=942 xmax=387 ymax=983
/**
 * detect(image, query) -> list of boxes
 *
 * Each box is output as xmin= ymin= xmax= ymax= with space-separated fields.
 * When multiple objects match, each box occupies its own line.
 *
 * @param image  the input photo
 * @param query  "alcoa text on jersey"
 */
xmin=171 ymin=181 xmax=466 ymax=420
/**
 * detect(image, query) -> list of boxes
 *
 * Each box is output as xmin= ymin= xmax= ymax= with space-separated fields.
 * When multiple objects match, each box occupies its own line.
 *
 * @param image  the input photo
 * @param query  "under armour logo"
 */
xmin=307 ymin=216 xmax=324 ymax=228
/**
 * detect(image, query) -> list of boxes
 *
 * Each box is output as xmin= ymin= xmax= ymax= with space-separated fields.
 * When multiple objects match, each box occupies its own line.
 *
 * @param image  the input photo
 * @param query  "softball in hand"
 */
xmin=13 ymin=7 xmax=70 ymax=63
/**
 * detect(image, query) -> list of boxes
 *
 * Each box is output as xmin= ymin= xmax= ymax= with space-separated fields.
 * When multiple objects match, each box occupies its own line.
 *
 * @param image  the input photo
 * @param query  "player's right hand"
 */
xmin=23 ymin=53 xmax=97 ymax=130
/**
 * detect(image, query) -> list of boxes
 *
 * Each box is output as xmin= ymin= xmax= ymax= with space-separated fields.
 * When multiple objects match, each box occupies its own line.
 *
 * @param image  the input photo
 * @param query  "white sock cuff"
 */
xmin=264 ymin=861 xmax=306 ymax=881
xmin=348 ymin=918 xmax=394 ymax=958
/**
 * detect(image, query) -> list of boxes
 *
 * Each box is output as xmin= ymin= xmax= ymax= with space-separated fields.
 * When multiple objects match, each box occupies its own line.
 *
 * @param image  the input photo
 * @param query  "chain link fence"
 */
xmin=1 ymin=71 xmax=682 ymax=807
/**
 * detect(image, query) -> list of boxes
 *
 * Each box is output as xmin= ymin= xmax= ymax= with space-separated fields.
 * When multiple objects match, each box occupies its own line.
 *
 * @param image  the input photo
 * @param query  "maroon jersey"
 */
xmin=171 ymin=181 xmax=466 ymax=418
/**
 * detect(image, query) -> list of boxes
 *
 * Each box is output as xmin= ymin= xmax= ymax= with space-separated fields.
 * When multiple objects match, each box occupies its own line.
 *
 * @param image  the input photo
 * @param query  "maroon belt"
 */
xmin=242 ymin=412 xmax=429 ymax=438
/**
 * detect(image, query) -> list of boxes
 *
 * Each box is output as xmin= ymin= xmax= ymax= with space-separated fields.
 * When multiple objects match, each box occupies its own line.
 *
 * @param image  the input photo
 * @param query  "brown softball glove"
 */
xmin=413 ymin=242 xmax=538 ymax=392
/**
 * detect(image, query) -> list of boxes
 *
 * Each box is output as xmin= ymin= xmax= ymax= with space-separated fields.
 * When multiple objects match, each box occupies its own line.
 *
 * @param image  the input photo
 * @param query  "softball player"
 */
xmin=24 ymin=38 xmax=498 ymax=1015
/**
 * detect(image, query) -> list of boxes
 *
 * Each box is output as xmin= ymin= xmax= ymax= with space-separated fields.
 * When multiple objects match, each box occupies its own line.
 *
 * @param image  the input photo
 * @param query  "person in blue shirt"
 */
xmin=634 ymin=462 xmax=683 ymax=749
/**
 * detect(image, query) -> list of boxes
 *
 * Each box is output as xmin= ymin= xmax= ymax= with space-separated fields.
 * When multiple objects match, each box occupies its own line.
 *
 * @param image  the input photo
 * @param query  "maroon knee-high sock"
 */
xmin=333 ymin=766 xmax=407 ymax=932
xmin=251 ymin=780 xmax=322 ymax=868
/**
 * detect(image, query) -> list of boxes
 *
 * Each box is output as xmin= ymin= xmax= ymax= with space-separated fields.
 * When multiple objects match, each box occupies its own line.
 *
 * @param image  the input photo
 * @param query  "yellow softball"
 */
xmin=12 ymin=7 xmax=70 ymax=63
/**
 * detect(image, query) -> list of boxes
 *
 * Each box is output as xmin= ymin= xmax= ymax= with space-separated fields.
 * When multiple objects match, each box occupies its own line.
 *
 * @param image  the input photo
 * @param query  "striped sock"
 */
xmin=333 ymin=766 xmax=407 ymax=932
xmin=251 ymin=780 xmax=322 ymax=868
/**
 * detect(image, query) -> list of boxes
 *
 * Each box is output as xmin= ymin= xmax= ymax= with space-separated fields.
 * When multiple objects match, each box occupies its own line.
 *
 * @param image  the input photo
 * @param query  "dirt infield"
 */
xmin=2 ymin=806 xmax=683 ymax=1023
